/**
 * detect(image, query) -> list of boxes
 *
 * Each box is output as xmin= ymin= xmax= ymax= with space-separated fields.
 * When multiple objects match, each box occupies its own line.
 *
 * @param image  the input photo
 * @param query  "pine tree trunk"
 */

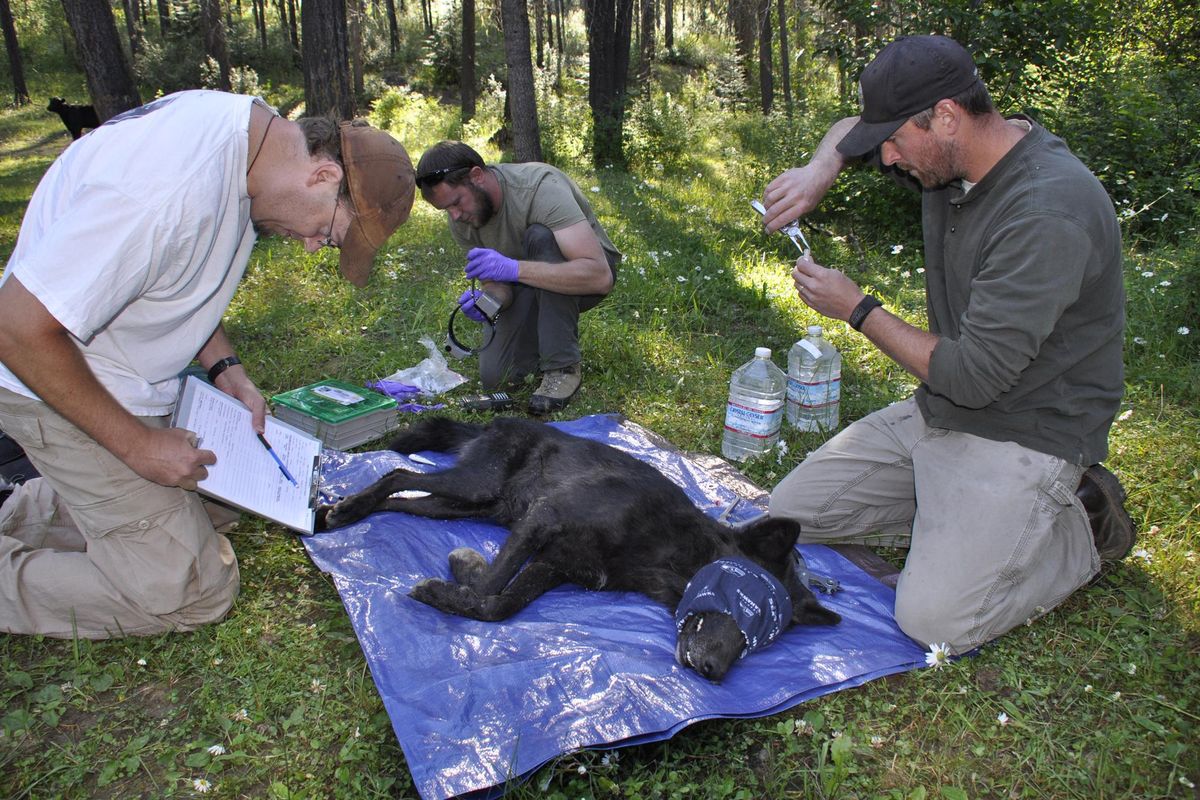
xmin=757 ymin=0 xmax=771 ymax=114
xmin=385 ymin=0 xmax=398 ymax=54
xmin=60 ymin=0 xmax=141 ymax=121
xmin=777 ymin=0 xmax=791 ymax=116
xmin=349 ymin=0 xmax=364 ymax=99
xmin=1 ymin=0 xmax=29 ymax=105
xmin=500 ymin=0 xmax=542 ymax=161
xmin=462 ymin=0 xmax=476 ymax=120
xmin=155 ymin=0 xmax=169 ymax=35
xmin=199 ymin=0 xmax=230 ymax=90
xmin=586 ymin=0 xmax=633 ymax=167
xmin=301 ymin=0 xmax=353 ymax=118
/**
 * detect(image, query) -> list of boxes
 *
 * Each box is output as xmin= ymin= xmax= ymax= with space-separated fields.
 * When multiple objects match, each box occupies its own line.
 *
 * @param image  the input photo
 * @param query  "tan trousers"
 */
xmin=0 ymin=388 xmax=240 ymax=639
xmin=769 ymin=397 xmax=1099 ymax=654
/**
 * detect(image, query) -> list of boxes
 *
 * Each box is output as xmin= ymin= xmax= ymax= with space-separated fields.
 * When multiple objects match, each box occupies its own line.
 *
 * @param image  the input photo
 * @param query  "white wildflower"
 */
xmin=676 ymin=275 xmax=686 ymax=283
xmin=1126 ymin=663 xmax=1137 ymax=675
xmin=207 ymin=744 xmax=226 ymax=756
xmin=925 ymin=642 xmax=950 ymax=669
xmin=997 ymin=712 xmax=1009 ymax=726
xmin=1178 ymin=326 xmax=1190 ymax=335
xmin=1118 ymin=409 xmax=1133 ymax=421
xmin=137 ymin=658 xmax=147 ymax=667
xmin=1132 ymin=548 xmax=1151 ymax=563
xmin=193 ymin=778 xmax=212 ymax=793
xmin=891 ymin=244 xmax=904 ymax=254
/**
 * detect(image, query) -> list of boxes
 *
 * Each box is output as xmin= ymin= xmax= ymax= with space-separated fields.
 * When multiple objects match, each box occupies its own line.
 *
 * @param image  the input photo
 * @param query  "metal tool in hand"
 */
xmin=444 ymin=280 xmax=502 ymax=359
xmin=751 ymin=199 xmax=811 ymax=254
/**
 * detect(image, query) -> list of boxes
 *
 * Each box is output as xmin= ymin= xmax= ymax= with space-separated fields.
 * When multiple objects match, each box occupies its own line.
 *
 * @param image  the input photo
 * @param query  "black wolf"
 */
xmin=47 ymin=97 xmax=99 ymax=140
xmin=317 ymin=417 xmax=840 ymax=681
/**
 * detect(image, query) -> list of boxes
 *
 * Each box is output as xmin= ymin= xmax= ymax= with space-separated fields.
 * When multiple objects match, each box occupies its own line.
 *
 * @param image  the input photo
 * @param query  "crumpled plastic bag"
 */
xmin=375 ymin=336 xmax=468 ymax=397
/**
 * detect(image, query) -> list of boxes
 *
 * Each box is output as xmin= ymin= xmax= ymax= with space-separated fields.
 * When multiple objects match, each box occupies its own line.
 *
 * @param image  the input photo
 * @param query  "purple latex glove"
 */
xmin=465 ymin=248 xmax=519 ymax=283
xmin=457 ymin=289 xmax=487 ymax=322
xmin=366 ymin=379 xmax=422 ymax=401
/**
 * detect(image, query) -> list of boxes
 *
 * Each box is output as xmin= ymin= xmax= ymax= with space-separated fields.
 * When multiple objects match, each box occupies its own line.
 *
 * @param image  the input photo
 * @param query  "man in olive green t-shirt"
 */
xmin=416 ymin=141 xmax=621 ymax=414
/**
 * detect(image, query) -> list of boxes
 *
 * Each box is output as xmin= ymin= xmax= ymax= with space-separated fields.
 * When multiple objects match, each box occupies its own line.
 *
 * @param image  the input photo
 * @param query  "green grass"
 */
xmin=2 ymin=82 xmax=1198 ymax=799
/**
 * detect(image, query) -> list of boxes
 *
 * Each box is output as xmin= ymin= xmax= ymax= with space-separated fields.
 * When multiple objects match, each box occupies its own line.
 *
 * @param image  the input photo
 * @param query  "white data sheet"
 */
xmin=173 ymin=376 xmax=322 ymax=533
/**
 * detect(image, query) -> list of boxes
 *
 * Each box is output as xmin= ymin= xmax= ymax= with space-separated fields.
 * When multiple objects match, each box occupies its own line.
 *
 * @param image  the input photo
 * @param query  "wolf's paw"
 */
xmin=409 ymin=577 xmax=480 ymax=616
xmin=448 ymin=548 xmax=489 ymax=588
xmin=320 ymin=495 xmax=375 ymax=529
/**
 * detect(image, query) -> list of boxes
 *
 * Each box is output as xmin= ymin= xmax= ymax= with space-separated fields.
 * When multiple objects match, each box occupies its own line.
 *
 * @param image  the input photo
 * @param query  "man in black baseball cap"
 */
xmin=835 ymin=35 xmax=982 ymax=158
xmin=758 ymin=35 xmax=1134 ymax=658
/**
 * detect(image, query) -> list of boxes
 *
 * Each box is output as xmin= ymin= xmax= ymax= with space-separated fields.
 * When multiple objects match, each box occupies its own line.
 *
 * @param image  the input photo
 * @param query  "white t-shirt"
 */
xmin=0 ymin=90 xmax=259 ymax=415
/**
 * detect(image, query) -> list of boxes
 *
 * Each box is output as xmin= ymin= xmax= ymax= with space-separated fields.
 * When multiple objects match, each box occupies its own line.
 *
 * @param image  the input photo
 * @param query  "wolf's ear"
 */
xmin=737 ymin=516 xmax=802 ymax=565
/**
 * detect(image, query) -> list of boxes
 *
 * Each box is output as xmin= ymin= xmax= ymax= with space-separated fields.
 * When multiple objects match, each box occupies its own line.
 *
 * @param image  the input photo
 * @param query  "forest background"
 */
xmin=0 ymin=0 xmax=1198 ymax=796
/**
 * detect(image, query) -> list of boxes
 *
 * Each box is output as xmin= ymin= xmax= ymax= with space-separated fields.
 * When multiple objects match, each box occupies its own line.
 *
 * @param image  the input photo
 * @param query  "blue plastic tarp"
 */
xmin=302 ymin=414 xmax=927 ymax=799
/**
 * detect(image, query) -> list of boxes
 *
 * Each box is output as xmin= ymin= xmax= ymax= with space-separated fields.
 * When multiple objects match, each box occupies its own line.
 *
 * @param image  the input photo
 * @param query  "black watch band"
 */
xmin=848 ymin=294 xmax=883 ymax=331
xmin=206 ymin=356 xmax=241 ymax=384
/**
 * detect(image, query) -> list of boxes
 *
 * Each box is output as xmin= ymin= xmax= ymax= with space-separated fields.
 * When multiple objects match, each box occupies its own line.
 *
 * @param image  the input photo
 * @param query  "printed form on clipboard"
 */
xmin=172 ymin=376 xmax=323 ymax=534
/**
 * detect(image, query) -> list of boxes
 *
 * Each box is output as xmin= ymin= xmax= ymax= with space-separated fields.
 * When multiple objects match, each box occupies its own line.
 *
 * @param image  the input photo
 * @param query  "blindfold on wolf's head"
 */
xmin=675 ymin=557 xmax=793 ymax=658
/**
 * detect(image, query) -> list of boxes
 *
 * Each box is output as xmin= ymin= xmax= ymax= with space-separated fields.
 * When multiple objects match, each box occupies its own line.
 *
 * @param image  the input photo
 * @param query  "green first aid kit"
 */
xmin=270 ymin=380 xmax=400 ymax=450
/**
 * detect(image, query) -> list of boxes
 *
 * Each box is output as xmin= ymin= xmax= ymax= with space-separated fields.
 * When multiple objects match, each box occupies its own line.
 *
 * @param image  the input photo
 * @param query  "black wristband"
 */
xmin=206 ymin=356 xmax=241 ymax=384
xmin=848 ymin=294 xmax=883 ymax=331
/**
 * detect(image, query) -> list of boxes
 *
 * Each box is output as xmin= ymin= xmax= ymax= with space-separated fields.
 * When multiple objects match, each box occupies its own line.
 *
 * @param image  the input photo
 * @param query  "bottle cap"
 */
xmin=807 ymin=325 xmax=823 ymax=337
xmin=754 ymin=346 xmax=772 ymax=359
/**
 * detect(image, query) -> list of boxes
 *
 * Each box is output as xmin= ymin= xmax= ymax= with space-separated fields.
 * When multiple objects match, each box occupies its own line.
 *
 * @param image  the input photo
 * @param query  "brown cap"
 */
xmin=837 ymin=35 xmax=980 ymax=158
xmin=338 ymin=121 xmax=415 ymax=287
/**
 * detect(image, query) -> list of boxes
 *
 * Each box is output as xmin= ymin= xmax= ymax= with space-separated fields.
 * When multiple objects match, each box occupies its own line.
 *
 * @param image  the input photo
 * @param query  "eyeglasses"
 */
xmin=319 ymin=197 xmax=340 ymax=250
xmin=415 ymin=165 xmax=468 ymax=190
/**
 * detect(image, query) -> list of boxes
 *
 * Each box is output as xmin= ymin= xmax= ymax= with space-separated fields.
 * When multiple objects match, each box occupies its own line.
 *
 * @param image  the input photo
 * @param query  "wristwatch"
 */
xmin=206 ymin=356 xmax=241 ymax=383
xmin=848 ymin=295 xmax=883 ymax=331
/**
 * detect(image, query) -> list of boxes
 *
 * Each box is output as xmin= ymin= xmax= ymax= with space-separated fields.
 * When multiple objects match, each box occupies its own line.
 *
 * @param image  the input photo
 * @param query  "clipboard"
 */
xmin=172 ymin=376 xmax=322 ymax=534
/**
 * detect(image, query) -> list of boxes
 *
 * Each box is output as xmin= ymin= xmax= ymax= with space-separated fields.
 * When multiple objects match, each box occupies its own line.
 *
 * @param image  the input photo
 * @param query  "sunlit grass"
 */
xmin=2 ymin=64 xmax=1198 ymax=800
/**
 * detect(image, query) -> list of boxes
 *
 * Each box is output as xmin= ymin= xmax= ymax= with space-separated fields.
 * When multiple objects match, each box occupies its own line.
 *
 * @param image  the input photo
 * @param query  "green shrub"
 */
xmin=535 ymin=66 xmax=591 ymax=170
xmin=461 ymin=73 xmax=507 ymax=150
xmin=368 ymin=85 xmax=461 ymax=155
xmin=624 ymin=91 xmax=698 ymax=176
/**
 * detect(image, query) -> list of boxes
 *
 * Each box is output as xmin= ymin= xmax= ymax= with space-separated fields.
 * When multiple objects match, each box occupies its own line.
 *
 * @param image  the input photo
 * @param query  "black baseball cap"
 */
xmin=837 ymin=35 xmax=981 ymax=158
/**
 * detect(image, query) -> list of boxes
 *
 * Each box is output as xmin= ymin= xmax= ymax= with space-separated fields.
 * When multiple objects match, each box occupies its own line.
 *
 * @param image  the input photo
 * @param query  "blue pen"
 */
xmin=257 ymin=433 xmax=299 ymax=486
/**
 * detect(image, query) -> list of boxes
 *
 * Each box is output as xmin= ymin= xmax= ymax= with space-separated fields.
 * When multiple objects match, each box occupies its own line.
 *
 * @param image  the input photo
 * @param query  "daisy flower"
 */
xmin=207 ymin=744 xmax=226 ymax=756
xmin=925 ymin=642 xmax=950 ymax=669
xmin=193 ymin=777 xmax=212 ymax=793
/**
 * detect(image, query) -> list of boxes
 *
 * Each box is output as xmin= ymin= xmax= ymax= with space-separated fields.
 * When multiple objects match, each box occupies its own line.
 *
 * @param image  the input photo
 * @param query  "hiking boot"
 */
xmin=529 ymin=363 xmax=582 ymax=415
xmin=1076 ymin=464 xmax=1136 ymax=562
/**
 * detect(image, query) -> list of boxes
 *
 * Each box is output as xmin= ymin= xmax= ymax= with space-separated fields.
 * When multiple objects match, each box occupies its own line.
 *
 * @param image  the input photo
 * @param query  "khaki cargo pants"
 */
xmin=0 ymin=388 xmax=240 ymax=639
xmin=769 ymin=397 xmax=1100 ymax=654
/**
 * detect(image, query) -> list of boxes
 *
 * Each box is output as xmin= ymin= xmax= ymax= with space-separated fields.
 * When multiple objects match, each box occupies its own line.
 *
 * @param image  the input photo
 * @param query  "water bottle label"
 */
xmin=797 ymin=340 xmax=822 ymax=359
xmin=787 ymin=376 xmax=842 ymax=407
xmin=724 ymin=400 xmax=783 ymax=437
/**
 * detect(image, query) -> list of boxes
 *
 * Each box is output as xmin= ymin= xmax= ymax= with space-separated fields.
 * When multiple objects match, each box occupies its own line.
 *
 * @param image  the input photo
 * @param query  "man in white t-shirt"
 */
xmin=0 ymin=90 xmax=415 ymax=638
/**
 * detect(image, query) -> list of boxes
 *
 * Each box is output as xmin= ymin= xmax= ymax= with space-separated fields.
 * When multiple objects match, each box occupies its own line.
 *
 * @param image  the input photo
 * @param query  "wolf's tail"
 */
xmin=386 ymin=416 xmax=483 ymax=456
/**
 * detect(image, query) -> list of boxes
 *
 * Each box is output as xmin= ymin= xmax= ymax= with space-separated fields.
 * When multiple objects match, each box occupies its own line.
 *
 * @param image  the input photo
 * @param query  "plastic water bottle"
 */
xmin=786 ymin=325 xmax=842 ymax=432
xmin=721 ymin=347 xmax=786 ymax=461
